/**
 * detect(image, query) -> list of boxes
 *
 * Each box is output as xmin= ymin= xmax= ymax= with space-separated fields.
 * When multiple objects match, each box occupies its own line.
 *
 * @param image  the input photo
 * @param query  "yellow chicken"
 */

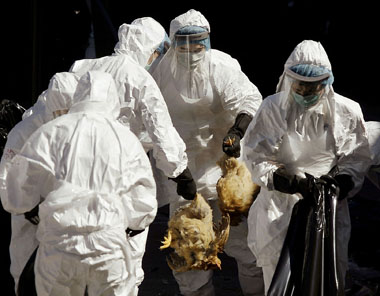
xmin=160 ymin=193 xmax=230 ymax=272
xmin=216 ymin=155 xmax=260 ymax=226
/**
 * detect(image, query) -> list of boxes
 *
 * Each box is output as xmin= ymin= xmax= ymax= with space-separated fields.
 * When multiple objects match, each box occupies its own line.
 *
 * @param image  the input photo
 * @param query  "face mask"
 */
xmin=291 ymin=90 xmax=321 ymax=108
xmin=176 ymin=51 xmax=205 ymax=69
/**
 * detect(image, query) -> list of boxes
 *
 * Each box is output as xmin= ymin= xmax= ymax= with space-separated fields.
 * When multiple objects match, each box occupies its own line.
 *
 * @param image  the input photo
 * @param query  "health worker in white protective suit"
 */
xmin=243 ymin=40 xmax=371 ymax=294
xmin=3 ymin=71 xmax=157 ymax=296
xmin=0 ymin=72 xmax=79 ymax=293
xmin=151 ymin=9 xmax=264 ymax=296
xmin=69 ymin=17 xmax=196 ymax=291
xmin=365 ymin=121 xmax=380 ymax=189
xmin=146 ymin=29 xmax=171 ymax=75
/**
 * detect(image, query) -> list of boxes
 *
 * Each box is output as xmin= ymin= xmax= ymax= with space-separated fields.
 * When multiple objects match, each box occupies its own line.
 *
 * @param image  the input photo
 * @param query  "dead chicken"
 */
xmin=160 ymin=193 xmax=230 ymax=272
xmin=216 ymin=155 xmax=260 ymax=226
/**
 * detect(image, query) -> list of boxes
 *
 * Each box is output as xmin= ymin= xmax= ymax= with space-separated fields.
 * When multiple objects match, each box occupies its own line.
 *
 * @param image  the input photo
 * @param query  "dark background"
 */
xmin=2 ymin=0 xmax=380 ymax=117
xmin=1 ymin=1 xmax=380 ymax=295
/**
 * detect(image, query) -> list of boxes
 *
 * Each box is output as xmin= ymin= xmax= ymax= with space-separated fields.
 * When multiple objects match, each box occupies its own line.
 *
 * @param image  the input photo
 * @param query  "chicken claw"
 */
xmin=160 ymin=230 xmax=172 ymax=250
xmin=223 ymin=136 xmax=235 ymax=147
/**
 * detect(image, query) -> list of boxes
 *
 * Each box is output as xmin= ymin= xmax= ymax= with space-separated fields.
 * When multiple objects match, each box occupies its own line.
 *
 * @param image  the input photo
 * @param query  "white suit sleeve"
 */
xmin=244 ymin=97 xmax=285 ymax=189
xmin=121 ymin=138 xmax=157 ymax=230
xmin=333 ymin=99 xmax=372 ymax=196
xmin=365 ymin=121 xmax=380 ymax=188
xmin=212 ymin=51 xmax=262 ymax=117
xmin=0 ymin=146 xmax=20 ymax=211
xmin=4 ymin=130 xmax=56 ymax=214
xmin=0 ymin=117 xmax=50 ymax=212
xmin=138 ymin=75 xmax=188 ymax=178
xmin=366 ymin=121 xmax=380 ymax=166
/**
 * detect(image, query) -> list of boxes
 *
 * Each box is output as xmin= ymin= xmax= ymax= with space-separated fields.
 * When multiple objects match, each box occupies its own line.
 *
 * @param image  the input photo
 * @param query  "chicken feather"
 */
xmin=216 ymin=155 xmax=260 ymax=226
xmin=160 ymin=193 xmax=230 ymax=272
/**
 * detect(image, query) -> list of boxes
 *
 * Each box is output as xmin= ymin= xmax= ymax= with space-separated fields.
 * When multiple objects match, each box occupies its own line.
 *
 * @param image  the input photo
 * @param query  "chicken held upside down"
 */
xmin=160 ymin=193 xmax=230 ymax=272
xmin=216 ymin=155 xmax=260 ymax=226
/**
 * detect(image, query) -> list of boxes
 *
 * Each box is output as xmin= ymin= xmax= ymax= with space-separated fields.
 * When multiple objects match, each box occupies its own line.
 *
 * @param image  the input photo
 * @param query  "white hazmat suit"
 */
xmin=3 ymin=71 xmax=157 ymax=296
xmin=152 ymin=9 xmax=264 ymax=296
xmin=69 ymin=17 xmax=187 ymax=175
xmin=0 ymin=72 xmax=79 ymax=292
xmin=365 ymin=121 xmax=380 ymax=189
xmin=243 ymin=40 xmax=371 ymax=293
xmin=69 ymin=17 xmax=189 ymax=290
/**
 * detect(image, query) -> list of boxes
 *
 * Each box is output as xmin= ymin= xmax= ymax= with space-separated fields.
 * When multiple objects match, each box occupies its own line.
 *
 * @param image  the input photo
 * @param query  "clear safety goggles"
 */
xmin=285 ymin=68 xmax=330 ymax=96
xmin=285 ymin=67 xmax=331 ymax=83
xmin=174 ymin=31 xmax=210 ymax=51
xmin=174 ymin=32 xmax=210 ymax=70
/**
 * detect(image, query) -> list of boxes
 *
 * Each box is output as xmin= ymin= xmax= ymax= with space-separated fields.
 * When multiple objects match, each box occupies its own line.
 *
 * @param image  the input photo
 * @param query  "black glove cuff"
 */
xmin=24 ymin=204 xmax=40 ymax=225
xmin=170 ymin=167 xmax=193 ymax=183
xmin=126 ymin=228 xmax=145 ymax=237
xmin=222 ymin=134 xmax=241 ymax=157
xmin=170 ymin=167 xmax=197 ymax=200
xmin=227 ymin=113 xmax=253 ymax=139
xmin=273 ymin=168 xmax=298 ymax=194
xmin=297 ymin=174 xmax=315 ymax=199
xmin=335 ymin=174 xmax=354 ymax=200
xmin=273 ymin=168 xmax=315 ymax=199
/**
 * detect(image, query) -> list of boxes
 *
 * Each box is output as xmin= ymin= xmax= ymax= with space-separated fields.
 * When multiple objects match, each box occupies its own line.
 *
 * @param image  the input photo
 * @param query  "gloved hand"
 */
xmin=24 ymin=204 xmax=40 ymax=225
xmin=273 ymin=167 xmax=315 ymax=198
xmin=319 ymin=173 xmax=354 ymax=200
xmin=126 ymin=228 xmax=145 ymax=238
xmin=222 ymin=113 xmax=253 ymax=158
xmin=223 ymin=134 xmax=241 ymax=158
xmin=170 ymin=167 xmax=197 ymax=200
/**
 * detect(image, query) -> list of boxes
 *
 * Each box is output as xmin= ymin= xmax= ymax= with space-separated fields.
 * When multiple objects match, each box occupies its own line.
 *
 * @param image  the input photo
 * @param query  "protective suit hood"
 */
xmin=113 ymin=17 xmax=166 ymax=67
xmin=163 ymin=9 xmax=212 ymax=99
xmin=276 ymin=40 xmax=332 ymax=92
xmin=169 ymin=9 xmax=210 ymax=39
xmin=70 ymin=71 xmax=120 ymax=119
xmin=45 ymin=72 xmax=79 ymax=118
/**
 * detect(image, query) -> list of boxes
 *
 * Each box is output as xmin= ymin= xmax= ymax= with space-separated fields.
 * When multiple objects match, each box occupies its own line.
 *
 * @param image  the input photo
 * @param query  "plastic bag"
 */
xmin=268 ymin=176 xmax=343 ymax=295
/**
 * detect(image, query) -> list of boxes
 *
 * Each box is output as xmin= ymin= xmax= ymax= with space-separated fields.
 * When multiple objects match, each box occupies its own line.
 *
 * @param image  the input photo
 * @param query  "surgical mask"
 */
xmin=176 ymin=51 xmax=205 ymax=69
xmin=291 ymin=90 xmax=321 ymax=108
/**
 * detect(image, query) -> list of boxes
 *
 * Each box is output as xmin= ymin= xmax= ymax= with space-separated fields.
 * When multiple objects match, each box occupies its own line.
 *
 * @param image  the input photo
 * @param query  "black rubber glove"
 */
xmin=319 ymin=173 xmax=354 ymax=200
xmin=169 ymin=167 xmax=197 ymax=200
xmin=273 ymin=167 xmax=315 ymax=198
xmin=24 ymin=205 xmax=40 ymax=225
xmin=126 ymin=228 xmax=145 ymax=237
xmin=222 ymin=113 xmax=253 ymax=158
